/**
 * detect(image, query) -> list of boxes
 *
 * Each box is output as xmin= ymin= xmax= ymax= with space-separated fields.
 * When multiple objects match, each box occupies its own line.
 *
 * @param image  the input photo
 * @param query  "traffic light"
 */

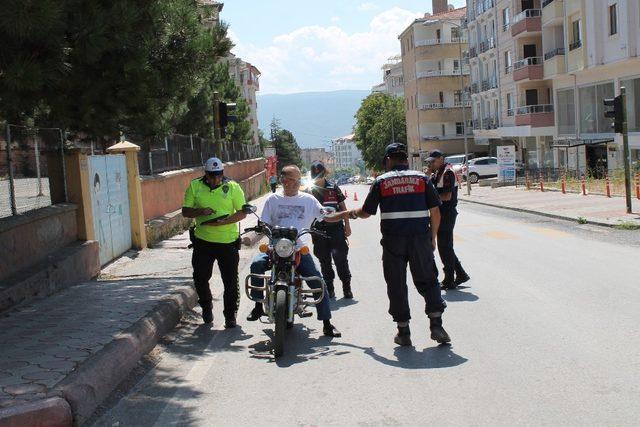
xmin=603 ymin=95 xmax=624 ymax=133
xmin=218 ymin=102 xmax=237 ymax=138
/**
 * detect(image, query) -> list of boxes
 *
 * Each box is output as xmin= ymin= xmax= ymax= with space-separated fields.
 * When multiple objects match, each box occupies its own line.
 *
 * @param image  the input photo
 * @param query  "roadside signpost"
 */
xmin=497 ymin=145 xmax=516 ymax=184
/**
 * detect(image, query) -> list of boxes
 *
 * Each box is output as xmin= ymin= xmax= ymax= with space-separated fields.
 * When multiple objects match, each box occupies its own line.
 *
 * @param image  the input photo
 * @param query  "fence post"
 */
xmin=148 ymin=151 xmax=153 ymax=175
xmin=605 ymin=174 xmax=611 ymax=198
xmin=539 ymin=171 xmax=544 ymax=192
xmin=59 ymin=129 xmax=68 ymax=202
xmin=5 ymin=124 xmax=18 ymax=215
xmin=581 ymin=173 xmax=587 ymax=196
xmin=636 ymin=173 xmax=640 ymax=200
xmin=34 ymin=131 xmax=44 ymax=196
xmin=561 ymin=173 xmax=566 ymax=194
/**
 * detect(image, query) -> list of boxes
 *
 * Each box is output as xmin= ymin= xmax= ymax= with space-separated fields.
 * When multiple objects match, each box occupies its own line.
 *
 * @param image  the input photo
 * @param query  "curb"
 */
xmin=52 ymin=287 xmax=197 ymax=425
xmin=459 ymin=198 xmax=619 ymax=228
xmin=0 ymin=397 xmax=72 ymax=427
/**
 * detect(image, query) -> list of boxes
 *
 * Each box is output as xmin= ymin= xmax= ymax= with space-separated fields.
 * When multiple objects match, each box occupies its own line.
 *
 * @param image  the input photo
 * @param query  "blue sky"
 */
xmin=223 ymin=0 xmax=466 ymax=94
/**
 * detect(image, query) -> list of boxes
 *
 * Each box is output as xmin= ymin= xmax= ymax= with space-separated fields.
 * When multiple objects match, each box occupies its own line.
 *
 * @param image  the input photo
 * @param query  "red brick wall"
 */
xmin=141 ymin=158 xmax=266 ymax=221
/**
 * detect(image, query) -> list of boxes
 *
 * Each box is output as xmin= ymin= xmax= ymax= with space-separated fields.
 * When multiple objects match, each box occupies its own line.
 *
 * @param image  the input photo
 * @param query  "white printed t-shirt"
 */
xmin=260 ymin=191 xmax=324 ymax=248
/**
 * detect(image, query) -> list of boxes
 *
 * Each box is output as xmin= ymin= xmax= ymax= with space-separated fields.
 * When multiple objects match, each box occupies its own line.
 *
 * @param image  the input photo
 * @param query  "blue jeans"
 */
xmin=250 ymin=253 xmax=332 ymax=321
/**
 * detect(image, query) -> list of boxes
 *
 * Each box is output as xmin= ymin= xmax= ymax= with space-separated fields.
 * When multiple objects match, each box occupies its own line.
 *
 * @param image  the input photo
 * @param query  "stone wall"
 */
xmin=0 ymin=204 xmax=78 ymax=282
xmin=140 ymin=158 xmax=266 ymax=222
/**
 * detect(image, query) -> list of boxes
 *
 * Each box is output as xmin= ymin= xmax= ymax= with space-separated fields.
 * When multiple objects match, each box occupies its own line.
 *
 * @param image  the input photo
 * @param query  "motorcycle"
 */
xmin=241 ymin=204 xmax=334 ymax=358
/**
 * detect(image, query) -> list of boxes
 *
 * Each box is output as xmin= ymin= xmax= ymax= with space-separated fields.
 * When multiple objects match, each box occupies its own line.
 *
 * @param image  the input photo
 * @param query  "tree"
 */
xmin=270 ymin=118 xmax=302 ymax=171
xmin=353 ymin=93 xmax=406 ymax=171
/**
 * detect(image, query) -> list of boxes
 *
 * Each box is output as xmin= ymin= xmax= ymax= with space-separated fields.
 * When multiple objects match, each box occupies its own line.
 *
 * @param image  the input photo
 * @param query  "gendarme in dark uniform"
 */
xmin=325 ymin=143 xmax=450 ymax=346
xmin=427 ymin=150 xmax=470 ymax=290
xmin=308 ymin=161 xmax=353 ymax=299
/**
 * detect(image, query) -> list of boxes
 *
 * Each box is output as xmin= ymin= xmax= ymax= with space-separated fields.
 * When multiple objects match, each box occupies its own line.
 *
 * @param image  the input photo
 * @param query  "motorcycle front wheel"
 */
xmin=274 ymin=289 xmax=287 ymax=358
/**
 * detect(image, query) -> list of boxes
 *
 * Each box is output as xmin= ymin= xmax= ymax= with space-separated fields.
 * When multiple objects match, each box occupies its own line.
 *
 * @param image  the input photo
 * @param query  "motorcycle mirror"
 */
xmin=242 ymin=204 xmax=257 ymax=214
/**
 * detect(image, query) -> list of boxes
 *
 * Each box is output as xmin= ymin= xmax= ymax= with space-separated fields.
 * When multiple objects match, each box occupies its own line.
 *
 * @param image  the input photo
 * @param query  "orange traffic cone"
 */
xmin=353 ymin=192 xmax=359 ymax=201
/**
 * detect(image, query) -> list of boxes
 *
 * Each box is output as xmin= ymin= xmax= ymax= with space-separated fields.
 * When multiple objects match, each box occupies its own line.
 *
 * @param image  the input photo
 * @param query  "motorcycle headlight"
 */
xmin=274 ymin=238 xmax=295 ymax=258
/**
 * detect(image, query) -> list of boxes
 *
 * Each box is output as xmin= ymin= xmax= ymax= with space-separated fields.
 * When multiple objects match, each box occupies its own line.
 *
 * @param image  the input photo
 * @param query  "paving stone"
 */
xmin=3 ymin=383 xmax=47 ymax=396
xmin=37 ymin=360 xmax=76 ymax=372
xmin=22 ymin=370 xmax=66 ymax=383
xmin=0 ymin=375 xmax=29 ymax=388
xmin=0 ymin=360 xmax=29 ymax=371
xmin=53 ymin=349 xmax=91 ymax=361
xmin=0 ymin=398 xmax=28 ymax=408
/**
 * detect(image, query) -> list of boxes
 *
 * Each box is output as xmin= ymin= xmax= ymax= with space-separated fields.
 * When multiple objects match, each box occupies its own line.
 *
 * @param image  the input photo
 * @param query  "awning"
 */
xmin=551 ymin=138 xmax=614 ymax=148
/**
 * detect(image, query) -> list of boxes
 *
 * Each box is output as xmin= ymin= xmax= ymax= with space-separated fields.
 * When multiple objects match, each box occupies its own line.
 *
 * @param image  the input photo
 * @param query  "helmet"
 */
xmin=310 ymin=161 xmax=326 ymax=179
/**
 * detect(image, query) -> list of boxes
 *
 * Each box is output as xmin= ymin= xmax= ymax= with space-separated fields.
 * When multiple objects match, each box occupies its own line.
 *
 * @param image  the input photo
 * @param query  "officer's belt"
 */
xmin=380 ymin=210 xmax=430 ymax=220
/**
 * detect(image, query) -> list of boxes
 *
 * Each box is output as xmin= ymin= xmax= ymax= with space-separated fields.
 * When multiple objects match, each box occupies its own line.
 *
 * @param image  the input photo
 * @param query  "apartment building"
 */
xmin=372 ymin=55 xmax=405 ymax=98
xmin=227 ymin=55 xmax=262 ymax=145
xmin=468 ymin=0 xmax=640 ymax=172
xmin=301 ymin=148 xmax=334 ymax=169
xmin=331 ymin=135 xmax=363 ymax=170
xmin=400 ymin=1 xmax=481 ymax=170
xmin=199 ymin=0 xmax=224 ymax=28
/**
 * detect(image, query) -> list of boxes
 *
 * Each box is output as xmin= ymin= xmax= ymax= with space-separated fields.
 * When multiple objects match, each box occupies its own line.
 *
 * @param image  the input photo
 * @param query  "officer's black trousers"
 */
xmin=381 ymin=235 xmax=446 ymax=322
xmin=312 ymin=229 xmax=351 ymax=290
xmin=191 ymin=238 xmax=240 ymax=320
xmin=437 ymin=209 xmax=461 ymax=276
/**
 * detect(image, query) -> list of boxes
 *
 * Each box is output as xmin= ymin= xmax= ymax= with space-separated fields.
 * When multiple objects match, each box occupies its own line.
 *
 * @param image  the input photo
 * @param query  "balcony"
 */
xmin=471 ymin=83 xmax=479 ymax=94
xmin=514 ymin=104 xmax=554 ymax=127
xmin=419 ymin=101 xmax=472 ymax=110
xmin=479 ymin=37 xmax=496 ymax=54
xmin=474 ymin=0 xmax=495 ymax=17
xmin=416 ymin=68 xmax=470 ymax=79
xmin=543 ymin=48 xmax=566 ymax=77
xmin=542 ymin=0 xmax=564 ymax=26
xmin=569 ymin=39 xmax=582 ymax=51
xmin=469 ymin=46 xmax=478 ymax=58
xmin=481 ymin=76 xmax=498 ymax=91
xmin=511 ymin=9 xmax=542 ymax=37
xmin=483 ymin=117 xmax=500 ymax=129
xmin=415 ymin=37 xmax=468 ymax=47
xmin=513 ymin=56 xmax=543 ymax=81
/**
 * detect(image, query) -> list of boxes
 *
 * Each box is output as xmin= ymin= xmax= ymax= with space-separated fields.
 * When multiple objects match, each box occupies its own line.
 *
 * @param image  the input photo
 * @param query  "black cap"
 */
xmin=426 ymin=149 xmax=444 ymax=162
xmin=310 ymin=161 xmax=326 ymax=179
xmin=384 ymin=143 xmax=408 ymax=158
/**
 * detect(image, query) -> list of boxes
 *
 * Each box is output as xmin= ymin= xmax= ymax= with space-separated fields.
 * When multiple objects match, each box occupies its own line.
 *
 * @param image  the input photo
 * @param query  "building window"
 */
xmin=504 ymin=50 xmax=512 ymax=74
xmin=502 ymin=8 xmax=510 ymax=31
xmin=609 ymin=4 xmax=617 ymax=35
xmin=456 ymin=122 xmax=464 ymax=135
xmin=620 ymin=77 xmax=640 ymax=132
xmin=570 ymin=18 xmax=582 ymax=50
xmin=555 ymin=89 xmax=576 ymax=135
xmin=454 ymin=90 xmax=462 ymax=103
xmin=579 ymin=82 xmax=614 ymax=134
xmin=506 ymin=92 xmax=513 ymax=115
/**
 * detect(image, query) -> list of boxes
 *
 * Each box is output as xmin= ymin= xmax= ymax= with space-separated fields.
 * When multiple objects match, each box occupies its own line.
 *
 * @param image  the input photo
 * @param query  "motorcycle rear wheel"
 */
xmin=274 ymin=289 xmax=287 ymax=358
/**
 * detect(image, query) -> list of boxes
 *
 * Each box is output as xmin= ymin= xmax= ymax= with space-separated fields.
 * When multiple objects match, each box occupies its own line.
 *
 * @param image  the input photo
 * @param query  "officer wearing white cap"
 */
xmin=427 ymin=150 xmax=470 ymax=290
xmin=182 ymin=157 xmax=247 ymax=327
xmin=324 ymin=143 xmax=450 ymax=346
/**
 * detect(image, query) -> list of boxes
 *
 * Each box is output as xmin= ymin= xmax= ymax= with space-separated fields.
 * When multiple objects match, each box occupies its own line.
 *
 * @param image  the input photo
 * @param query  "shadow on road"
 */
xmin=442 ymin=286 xmax=479 ymax=302
xmin=331 ymin=297 xmax=359 ymax=311
xmin=246 ymin=324 xmax=467 ymax=370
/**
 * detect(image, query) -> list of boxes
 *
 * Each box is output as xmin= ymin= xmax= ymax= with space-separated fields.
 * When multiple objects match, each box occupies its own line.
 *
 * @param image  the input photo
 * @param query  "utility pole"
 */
xmin=457 ymin=29 xmax=470 ymax=196
xmin=620 ymin=87 xmax=633 ymax=214
xmin=213 ymin=91 xmax=222 ymax=158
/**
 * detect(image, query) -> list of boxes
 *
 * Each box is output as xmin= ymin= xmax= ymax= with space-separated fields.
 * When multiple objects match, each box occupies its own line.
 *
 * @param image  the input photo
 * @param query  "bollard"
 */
xmin=561 ymin=175 xmax=566 ymax=194
xmin=525 ymin=173 xmax=531 ymax=190
xmin=581 ymin=174 xmax=587 ymax=196
xmin=539 ymin=172 xmax=544 ymax=192
xmin=635 ymin=173 xmax=640 ymax=200
xmin=605 ymin=174 xmax=611 ymax=198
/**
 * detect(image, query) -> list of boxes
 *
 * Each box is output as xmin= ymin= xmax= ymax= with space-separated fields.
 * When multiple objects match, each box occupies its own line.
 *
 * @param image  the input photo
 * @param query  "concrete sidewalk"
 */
xmin=0 ymin=192 xmax=270 ymax=426
xmin=459 ymin=185 xmax=640 ymax=227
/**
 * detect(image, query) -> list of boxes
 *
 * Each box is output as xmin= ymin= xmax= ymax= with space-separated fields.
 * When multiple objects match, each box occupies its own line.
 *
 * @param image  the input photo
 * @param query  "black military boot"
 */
xmin=394 ymin=325 xmax=412 ymax=346
xmin=246 ymin=303 xmax=264 ymax=321
xmin=342 ymin=282 xmax=353 ymax=299
xmin=441 ymin=272 xmax=456 ymax=290
xmin=454 ymin=263 xmax=470 ymax=286
xmin=326 ymin=281 xmax=336 ymax=299
xmin=201 ymin=304 xmax=213 ymax=324
xmin=429 ymin=316 xmax=451 ymax=344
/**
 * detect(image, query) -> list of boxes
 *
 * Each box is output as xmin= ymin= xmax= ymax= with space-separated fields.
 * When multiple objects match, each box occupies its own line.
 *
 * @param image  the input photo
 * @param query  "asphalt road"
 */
xmin=92 ymin=185 xmax=640 ymax=426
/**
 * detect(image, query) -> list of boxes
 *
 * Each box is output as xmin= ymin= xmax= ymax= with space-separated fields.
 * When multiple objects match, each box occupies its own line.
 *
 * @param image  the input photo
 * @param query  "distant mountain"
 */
xmin=257 ymin=90 xmax=370 ymax=149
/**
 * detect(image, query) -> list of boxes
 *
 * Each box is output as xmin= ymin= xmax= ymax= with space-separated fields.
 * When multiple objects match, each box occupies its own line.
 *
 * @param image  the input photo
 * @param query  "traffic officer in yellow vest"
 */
xmin=324 ymin=143 xmax=450 ymax=346
xmin=427 ymin=150 xmax=470 ymax=290
xmin=182 ymin=157 xmax=247 ymax=327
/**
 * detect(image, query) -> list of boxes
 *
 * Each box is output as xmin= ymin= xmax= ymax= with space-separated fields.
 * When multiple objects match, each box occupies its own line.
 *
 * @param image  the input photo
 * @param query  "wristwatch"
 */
xmin=349 ymin=210 xmax=358 ymax=220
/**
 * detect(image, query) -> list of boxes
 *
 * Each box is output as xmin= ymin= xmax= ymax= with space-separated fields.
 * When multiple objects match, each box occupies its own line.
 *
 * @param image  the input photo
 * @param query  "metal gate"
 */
xmin=88 ymin=155 xmax=132 ymax=265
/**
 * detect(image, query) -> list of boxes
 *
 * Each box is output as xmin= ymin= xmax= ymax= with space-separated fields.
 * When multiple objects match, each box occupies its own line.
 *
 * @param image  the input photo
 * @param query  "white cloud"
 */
xmin=330 ymin=16 xmax=340 ymax=23
xmin=232 ymin=7 xmax=421 ymax=94
xmin=358 ymin=2 xmax=380 ymax=12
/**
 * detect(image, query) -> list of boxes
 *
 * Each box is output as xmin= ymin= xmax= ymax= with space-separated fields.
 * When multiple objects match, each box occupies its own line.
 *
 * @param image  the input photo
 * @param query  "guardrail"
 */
xmin=512 ymin=8 xmax=541 ymax=24
xmin=544 ymin=47 xmax=565 ymax=60
xmin=569 ymin=39 xmax=582 ymax=51
xmin=515 ymin=104 xmax=553 ymax=115
xmin=513 ymin=56 xmax=543 ymax=70
xmin=416 ymin=68 xmax=470 ymax=78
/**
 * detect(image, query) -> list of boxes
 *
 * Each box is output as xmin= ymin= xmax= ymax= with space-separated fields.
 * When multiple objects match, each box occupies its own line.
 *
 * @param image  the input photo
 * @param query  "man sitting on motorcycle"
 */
xmin=246 ymin=165 xmax=342 ymax=338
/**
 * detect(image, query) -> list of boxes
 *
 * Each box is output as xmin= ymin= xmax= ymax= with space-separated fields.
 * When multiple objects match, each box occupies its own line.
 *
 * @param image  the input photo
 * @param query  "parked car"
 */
xmin=445 ymin=154 xmax=474 ymax=174
xmin=463 ymin=157 xmax=499 ymax=183
xmin=366 ymin=176 xmax=375 ymax=185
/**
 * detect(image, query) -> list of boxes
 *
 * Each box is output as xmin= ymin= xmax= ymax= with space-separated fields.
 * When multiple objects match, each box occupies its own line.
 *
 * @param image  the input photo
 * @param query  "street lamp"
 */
xmin=424 ymin=18 xmax=471 ymax=195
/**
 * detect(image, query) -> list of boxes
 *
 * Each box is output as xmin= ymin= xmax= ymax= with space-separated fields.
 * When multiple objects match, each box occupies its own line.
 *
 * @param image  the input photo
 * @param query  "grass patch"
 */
xmin=614 ymin=221 xmax=640 ymax=230
xmin=577 ymin=217 xmax=588 ymax=224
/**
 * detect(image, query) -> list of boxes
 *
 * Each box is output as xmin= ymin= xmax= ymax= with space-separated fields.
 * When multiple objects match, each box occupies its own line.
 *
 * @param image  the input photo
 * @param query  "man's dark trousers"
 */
xmin=312 ymin=227 xmax=351 ymax=293
xmin=437 ymin=208 xmax=460 ymax=277
xmin=192 ymin=238 xmax=240 ymax=321
xmin=381 ymin=234 xmax=446 ymax=322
